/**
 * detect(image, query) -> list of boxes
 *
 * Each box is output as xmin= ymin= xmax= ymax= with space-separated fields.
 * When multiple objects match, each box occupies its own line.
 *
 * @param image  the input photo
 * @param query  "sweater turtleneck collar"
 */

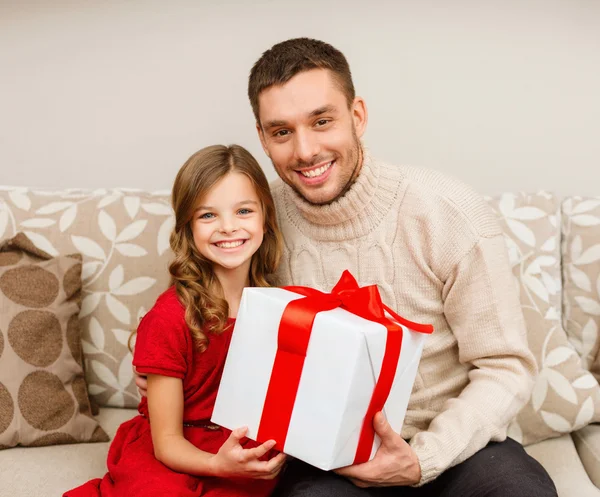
xmin=278 ymin=148 xmax=406 ymax=241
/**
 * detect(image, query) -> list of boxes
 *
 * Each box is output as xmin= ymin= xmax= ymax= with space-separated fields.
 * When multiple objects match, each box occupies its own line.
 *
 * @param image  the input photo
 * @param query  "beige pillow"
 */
xmin=486 ymin=192 xmax=600 ymax=445
xmin=561 ymin=196 xmax=600 ymax=381
xmin=0 ymin=233 xmax=108 ymax=449
xmin=0 ymin=188 xmax=173 ymax=408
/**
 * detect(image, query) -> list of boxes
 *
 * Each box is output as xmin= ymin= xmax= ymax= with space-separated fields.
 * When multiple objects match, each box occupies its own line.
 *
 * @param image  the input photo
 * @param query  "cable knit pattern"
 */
xmin=271 ymin=152 xmax=537 ymax=485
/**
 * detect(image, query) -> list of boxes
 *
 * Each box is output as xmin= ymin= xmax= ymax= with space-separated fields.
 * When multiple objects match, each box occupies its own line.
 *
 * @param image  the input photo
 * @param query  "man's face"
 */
xmin=256 ymin=69 xmax=367 ymax=205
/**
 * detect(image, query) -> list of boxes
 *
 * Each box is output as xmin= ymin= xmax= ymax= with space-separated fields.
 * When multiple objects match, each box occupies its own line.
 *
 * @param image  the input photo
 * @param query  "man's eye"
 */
xmin=316 ymin=119 xmax=329 ymax=127
xmin=274 ymin=129 xmax=290 ymax=137
xmin=199 ymin=213 xmax=214 ymax=219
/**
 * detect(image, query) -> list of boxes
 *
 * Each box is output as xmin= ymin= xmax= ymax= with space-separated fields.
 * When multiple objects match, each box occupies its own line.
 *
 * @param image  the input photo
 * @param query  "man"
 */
xmin=140 ymin=38 xmax=558 ymax=495
xmin=250 ymin=37 xmax=556 ymax=496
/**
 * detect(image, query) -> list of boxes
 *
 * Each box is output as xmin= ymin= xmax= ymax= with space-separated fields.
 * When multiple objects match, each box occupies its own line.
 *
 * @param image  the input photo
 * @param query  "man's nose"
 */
xmin=294 ymin=129 xmax=320 ymax=165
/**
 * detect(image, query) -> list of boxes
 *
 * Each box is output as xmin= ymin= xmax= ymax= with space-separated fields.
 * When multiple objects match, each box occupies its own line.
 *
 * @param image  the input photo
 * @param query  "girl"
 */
xmin=65 ymin=145 xmax=286 ymax=497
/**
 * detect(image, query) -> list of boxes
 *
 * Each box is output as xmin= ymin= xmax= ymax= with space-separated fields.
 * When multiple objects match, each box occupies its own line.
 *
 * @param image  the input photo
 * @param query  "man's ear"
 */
xmin=352 ymin=96 xmax=368 ymax=139
xmin=256 ymin=122 xmax=270 ymax=158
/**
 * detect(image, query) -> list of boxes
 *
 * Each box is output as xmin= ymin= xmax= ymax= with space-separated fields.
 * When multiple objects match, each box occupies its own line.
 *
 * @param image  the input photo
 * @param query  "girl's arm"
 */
xmin=147 ymin=374 xmax=286 ymax=478
xmin=147 ymin=374 xmax=214 ymax=475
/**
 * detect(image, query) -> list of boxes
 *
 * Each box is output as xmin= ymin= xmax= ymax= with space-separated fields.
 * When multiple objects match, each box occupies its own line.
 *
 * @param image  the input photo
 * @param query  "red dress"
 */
xmin=64 ymin=287 xmax=279 ymax=497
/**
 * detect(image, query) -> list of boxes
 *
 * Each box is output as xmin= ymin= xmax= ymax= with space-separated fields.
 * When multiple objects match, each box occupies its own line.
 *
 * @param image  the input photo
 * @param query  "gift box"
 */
xmin=211 ymin=271 xmax=433 ymax=470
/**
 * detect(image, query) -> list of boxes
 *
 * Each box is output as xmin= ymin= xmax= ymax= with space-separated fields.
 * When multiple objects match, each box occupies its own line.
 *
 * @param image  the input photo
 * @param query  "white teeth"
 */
xmin=216 ymin=240 xmax=244 ymax=248
xmin=301 ymin=161 xmax=332 ymax=178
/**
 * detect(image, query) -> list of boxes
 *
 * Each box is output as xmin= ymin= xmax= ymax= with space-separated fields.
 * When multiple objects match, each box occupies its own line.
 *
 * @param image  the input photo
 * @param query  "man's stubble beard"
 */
xmin=274 ymin=131 xmax=363 ymax=207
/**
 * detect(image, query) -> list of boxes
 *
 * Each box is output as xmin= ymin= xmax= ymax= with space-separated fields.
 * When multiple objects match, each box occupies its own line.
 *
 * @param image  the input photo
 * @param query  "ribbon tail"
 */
xmin=383 ymin=304 xmax=434 ymax=334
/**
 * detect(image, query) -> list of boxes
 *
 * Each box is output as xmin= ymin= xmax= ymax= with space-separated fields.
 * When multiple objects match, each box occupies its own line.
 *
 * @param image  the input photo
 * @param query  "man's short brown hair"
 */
xmin=248 ymin=38 xmax=355 ymax=123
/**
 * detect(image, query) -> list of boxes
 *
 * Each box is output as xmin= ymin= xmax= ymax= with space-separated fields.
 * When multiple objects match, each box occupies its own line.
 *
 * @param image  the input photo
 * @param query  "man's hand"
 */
xmin=334 ymin=412 xmax=421 ymax=487
xmin=133 ymin=365 xmax=148 ymax=397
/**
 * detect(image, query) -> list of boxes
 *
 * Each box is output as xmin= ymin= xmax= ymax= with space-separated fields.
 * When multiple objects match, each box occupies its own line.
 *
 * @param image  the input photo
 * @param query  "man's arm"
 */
xmin=409 ymin=233 xmax=536 ymax=484
xmin=337 ymin=233 xmax=536 ymax=487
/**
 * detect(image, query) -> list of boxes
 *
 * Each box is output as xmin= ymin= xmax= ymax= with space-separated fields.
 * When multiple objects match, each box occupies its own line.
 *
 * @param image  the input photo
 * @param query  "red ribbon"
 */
xmin=256 ymin=270 xmax=433 ymax=464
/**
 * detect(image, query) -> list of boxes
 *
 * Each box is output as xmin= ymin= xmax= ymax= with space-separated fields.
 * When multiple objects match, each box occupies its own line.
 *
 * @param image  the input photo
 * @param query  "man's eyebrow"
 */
xmin=263 ymin=106 xmax=337 ymax=131
xmin=264 ymin=119 xmax=287 ymax=131
xmin=309 ymin=105 xmax=336 ymax=118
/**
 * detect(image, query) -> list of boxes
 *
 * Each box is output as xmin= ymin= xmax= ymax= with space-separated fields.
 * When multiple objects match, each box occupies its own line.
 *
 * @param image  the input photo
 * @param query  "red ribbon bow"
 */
xmin=256 ymin=270 xmax=433 ymax=464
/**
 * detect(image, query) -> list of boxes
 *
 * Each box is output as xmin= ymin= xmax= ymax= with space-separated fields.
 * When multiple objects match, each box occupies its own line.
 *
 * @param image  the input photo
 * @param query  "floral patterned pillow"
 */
xmin=486 ymin=192 xmax=600 ymax=445
xmin=562 ymin=197 xmax=600 ymax=381
xmin=0 ymin=187 xmax=173 ymax=408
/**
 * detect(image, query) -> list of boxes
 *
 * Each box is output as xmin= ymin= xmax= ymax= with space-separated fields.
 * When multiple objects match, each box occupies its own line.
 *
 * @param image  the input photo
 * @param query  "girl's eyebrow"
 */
xmin=194 ymin=200 xmax=258 ymax=212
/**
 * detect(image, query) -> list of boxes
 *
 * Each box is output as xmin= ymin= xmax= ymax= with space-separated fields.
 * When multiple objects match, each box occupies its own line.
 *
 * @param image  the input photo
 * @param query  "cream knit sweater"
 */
xmin=270 ymin=151 xmax=537 ymax=485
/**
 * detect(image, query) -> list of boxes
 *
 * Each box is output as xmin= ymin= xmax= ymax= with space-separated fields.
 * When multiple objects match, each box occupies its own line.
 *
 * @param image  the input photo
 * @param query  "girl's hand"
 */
xmin=209 ymin=427 xmax=287 ymax=480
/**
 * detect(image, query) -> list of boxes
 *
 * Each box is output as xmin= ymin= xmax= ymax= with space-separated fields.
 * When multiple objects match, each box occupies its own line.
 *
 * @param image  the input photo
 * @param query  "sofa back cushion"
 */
xmin=561 ymin=197 xmax=600 ymax=380
xmin=0 ymin=188 xmax=173 ymax=408
xmin=4 ymin=185 xmax=600 ymax=445
xmin=486 ymin=192 xmax=600 ymax=445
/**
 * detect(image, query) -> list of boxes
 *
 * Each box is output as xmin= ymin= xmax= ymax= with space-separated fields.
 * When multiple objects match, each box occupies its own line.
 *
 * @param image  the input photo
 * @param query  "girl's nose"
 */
xmin=219 ymin=218 xmax=239 ymax=234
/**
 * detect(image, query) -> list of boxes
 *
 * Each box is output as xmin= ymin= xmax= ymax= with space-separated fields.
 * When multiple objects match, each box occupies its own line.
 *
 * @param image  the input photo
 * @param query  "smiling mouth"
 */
xmin=298 ymin=160 xmax=334 ymax=178
xmin=214 ymin=240 xmax=246 ymax=249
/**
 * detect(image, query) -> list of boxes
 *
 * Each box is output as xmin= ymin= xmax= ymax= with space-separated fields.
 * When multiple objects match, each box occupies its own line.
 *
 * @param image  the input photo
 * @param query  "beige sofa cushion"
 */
xmin=525 ymin=434 xmax=600 ymax=496
xmin=487 ymin=193 xmax=600 ymax=445
xmin=0 ymin=407 xmax=136 ymax=495
xmin=562 ymin=197 xmax=600 ymax=380
xmin=0 ymin=407 xmax=593 ymax=497
xmin=0 ymin=188 xmax=173 ymax=408
xmin=573 ymin=424 xmax=600 ymax=489
xmin=0 ymin=233 xmax=107 ymax=448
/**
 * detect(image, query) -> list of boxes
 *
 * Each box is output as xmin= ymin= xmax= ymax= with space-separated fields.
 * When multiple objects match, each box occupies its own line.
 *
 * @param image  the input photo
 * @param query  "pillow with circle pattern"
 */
xmin=0 ymin=233 xmax=107 ymax=449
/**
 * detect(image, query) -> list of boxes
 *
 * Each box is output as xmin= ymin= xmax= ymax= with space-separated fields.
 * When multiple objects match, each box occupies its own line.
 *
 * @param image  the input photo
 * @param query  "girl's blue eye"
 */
xmin=238 ymin=208 xmax=252 ymax=215
xmin=199 ymin=212 xmax=214 ymax=219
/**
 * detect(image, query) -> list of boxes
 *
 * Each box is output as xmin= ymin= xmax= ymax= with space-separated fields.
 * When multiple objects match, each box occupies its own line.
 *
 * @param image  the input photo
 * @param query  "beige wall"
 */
xmin=1 ymin=0 xmax=599 ymax=196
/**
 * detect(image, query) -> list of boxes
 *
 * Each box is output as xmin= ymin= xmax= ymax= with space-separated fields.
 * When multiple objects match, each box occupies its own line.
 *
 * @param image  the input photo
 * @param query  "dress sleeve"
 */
xmin=132 ymin=303 xmax=189 ymax=379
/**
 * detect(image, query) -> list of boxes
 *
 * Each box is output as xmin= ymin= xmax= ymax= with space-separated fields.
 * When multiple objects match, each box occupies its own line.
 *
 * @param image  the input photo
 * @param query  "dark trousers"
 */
xmin=274 ymin=437 xmax=557 ymax=497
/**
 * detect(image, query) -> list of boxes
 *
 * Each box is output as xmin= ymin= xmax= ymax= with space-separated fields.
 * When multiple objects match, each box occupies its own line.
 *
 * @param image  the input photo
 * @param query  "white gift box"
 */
xmin=211 ymin=285 xmax=429 ymax=471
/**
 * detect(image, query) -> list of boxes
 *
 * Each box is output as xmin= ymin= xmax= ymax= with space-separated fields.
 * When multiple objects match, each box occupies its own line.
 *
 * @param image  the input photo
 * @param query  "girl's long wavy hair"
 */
xmin=169 ymin=144 xmax=282 ymax=351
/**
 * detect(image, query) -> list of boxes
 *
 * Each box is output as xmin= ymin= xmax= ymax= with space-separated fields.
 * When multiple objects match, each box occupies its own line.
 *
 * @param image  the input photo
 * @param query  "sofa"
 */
xmin=1 ymin=186 xmax=600 ymax=496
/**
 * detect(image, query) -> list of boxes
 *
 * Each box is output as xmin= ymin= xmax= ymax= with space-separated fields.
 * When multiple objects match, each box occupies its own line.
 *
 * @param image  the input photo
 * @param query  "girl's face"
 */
xmin=191 ymin=172 xmax=265 ymax=276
